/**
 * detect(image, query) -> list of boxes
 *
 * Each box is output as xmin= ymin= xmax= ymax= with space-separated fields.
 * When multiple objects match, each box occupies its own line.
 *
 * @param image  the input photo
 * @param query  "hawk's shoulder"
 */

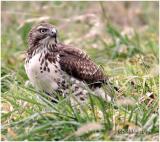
xmin=56 ymin=43 xmax=89 ymax=59
xmin=56 ymin=44 xmax=107 ymax=87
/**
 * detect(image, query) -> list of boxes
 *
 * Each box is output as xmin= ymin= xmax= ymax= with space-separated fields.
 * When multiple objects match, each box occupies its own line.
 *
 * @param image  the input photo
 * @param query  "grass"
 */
xmin=1 ymin=1 xmax=159 ymax=141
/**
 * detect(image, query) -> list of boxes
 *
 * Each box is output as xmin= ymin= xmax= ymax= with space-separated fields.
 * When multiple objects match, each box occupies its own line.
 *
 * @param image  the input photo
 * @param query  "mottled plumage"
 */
xmin=25 ymin=22 xmax=111 ymax=103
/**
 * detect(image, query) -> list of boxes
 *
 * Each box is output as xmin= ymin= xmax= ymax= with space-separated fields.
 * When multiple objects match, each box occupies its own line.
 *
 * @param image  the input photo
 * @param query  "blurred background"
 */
xmin=1 ymin=1 xmax=159 ymax=141
xmin=2 ymin=1 xmax=158 ymax=66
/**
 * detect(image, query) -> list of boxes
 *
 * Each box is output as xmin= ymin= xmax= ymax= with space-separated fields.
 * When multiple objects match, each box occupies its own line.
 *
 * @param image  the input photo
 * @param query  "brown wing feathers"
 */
xmin=56 ymin=44 xmax=89 ymax=59
xmin=58 ymin=45 xmax=107 ymax=87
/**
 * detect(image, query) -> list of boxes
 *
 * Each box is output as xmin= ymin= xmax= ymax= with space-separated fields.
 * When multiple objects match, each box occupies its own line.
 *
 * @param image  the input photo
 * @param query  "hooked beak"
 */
xmin=48 ymin=28 xmax=57 ymax=38
xmin=48 ymin=28 xmax=57 ymax=43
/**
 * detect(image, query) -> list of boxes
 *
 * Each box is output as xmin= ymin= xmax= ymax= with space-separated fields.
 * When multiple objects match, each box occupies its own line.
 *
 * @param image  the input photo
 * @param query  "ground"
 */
xmin=1 ymin=1 xmax=159 ymax=141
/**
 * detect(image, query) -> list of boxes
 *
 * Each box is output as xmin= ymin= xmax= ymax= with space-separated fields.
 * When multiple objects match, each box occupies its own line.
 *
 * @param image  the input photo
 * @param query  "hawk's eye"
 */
xmin=39 ymin=28 xmax=47 ymax=33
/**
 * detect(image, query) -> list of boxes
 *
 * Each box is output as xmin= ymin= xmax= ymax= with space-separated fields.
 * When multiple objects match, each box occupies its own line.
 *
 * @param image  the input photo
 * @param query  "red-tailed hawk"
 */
xmin=25 ymin=22 xmax=113 ymax=103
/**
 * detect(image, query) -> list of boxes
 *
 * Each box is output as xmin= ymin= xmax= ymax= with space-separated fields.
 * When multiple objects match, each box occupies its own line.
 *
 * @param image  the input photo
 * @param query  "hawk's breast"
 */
xmin=25 ymin=51 xmax=62 ymax=94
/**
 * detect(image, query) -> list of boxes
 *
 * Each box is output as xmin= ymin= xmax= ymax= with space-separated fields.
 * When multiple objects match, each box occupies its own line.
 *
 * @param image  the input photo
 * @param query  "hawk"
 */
xmin=25 ymin=22 xmax=113 ymax=103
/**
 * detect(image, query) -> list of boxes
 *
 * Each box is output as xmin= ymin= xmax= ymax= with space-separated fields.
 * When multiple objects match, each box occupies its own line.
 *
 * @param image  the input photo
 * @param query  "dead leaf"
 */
xmin=75 ymin=122 xmax=103 ymax=136
xmin=1 ymin=102 xmax=13 ymax=113
xmin=116 ymin=97 xmax=136 ymax=106
xmin=7 ymin=127 xmax=17 ymax=138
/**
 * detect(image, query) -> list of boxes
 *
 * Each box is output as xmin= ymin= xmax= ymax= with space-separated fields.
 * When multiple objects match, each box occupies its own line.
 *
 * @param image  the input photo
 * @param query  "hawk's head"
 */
xmin=28 ymin=22 xmax=57 ymax=48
